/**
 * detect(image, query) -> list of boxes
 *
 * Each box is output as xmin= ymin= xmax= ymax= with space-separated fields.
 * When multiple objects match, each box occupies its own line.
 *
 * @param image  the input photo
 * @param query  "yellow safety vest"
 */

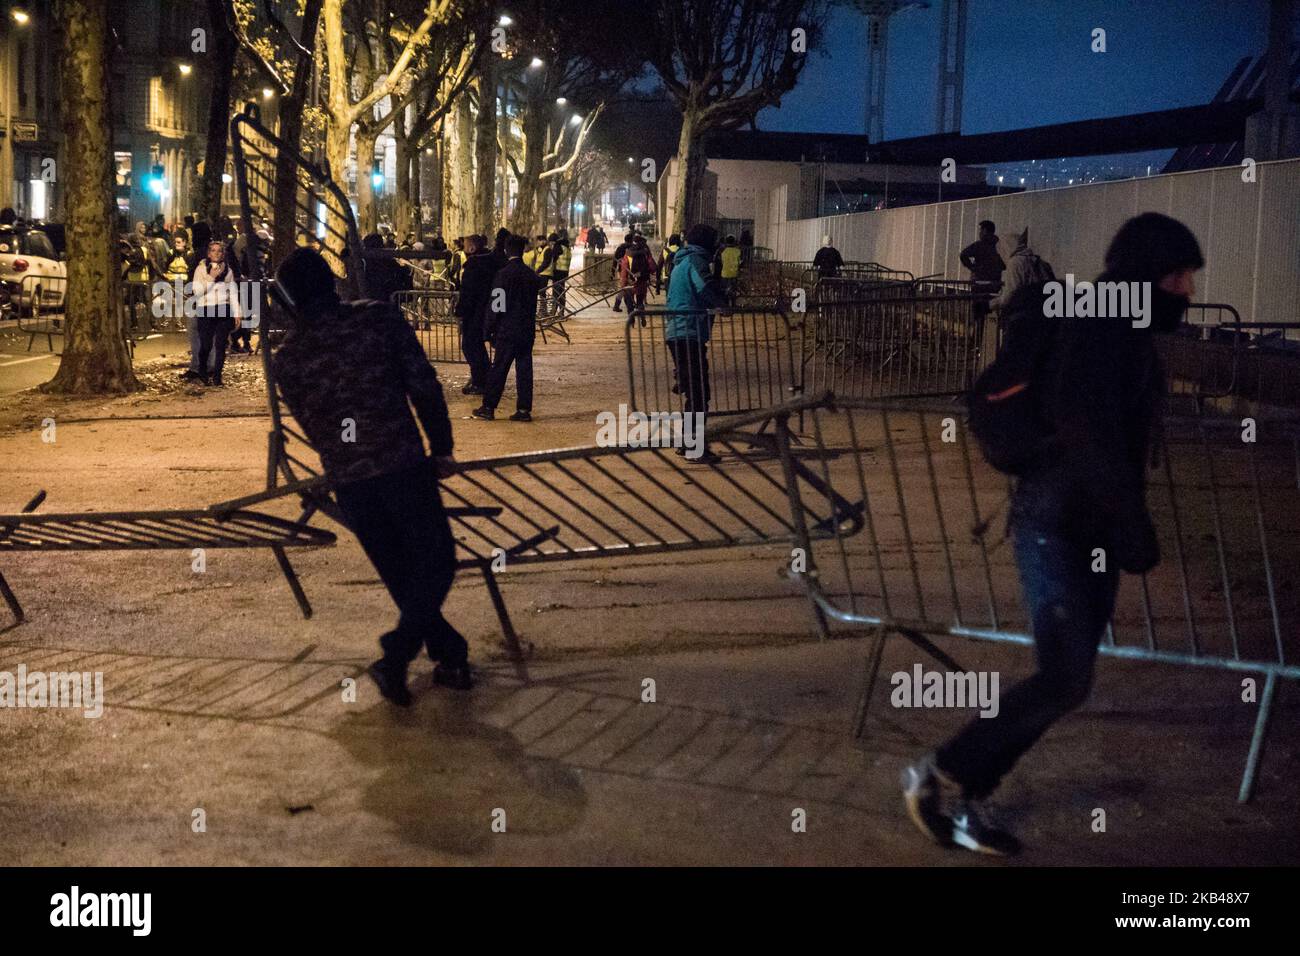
xmin=554 ymin=245 xmax=571 ymax=273
xmin=537 ymin=247 xmax=556 ymax=277
xmin=524 ymin=248 xmax=541 ymax=271
xmin=720 ymin=246 xmax=742 ymax=279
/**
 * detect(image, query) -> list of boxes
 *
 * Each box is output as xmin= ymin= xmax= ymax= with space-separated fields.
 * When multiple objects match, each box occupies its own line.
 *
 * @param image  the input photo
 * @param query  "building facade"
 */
xmin=0 ymin=1 xmax=60 ymax=219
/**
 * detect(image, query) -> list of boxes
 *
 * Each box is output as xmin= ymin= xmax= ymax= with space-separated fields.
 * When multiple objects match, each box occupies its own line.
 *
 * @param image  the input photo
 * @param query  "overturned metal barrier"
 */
xmin=0 ymin=489 xmax=337 ymax=625
xmin=771 ymin=396 xmax=1300 ymax=801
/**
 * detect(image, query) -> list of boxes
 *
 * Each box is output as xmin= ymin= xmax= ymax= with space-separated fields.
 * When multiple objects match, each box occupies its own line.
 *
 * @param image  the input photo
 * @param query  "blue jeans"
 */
xmin=935 ymin=523 xmax=1119 ymax=798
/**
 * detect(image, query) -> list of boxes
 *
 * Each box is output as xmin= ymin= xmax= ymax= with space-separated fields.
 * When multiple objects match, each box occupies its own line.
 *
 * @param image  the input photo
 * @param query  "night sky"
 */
xmin=760 ymin=0 xmax=1271 ymax=140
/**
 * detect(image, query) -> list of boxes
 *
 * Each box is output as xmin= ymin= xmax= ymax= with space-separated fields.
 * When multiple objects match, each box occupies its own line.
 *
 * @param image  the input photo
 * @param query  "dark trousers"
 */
xmin=667 ymin=337 xmax=710 ymax=417
xmin=334 ymin=459 xmax=468 ymax=669
xmin=936 ymin=523 xmax=1119 ymax=798
xmin=483 ymin=337 xmax=533 ymax=413
xmin=460 ymin=318 xmax=490 ymax=389
xmin=229 ymin=325 xmax=252 ymax=351
xmin=550 ymin=271 xmax=568 ymax=312
xmin=196 ymin=314 xmax=234 ymax=381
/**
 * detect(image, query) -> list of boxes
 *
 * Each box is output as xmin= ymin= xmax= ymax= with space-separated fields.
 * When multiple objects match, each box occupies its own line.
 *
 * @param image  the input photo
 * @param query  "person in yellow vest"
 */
xmin=658 ymin=233 xmax=682 ymax=297
xmin=713 ymin=234 xmax=742 ymax=306
xmin=161 ymin=233 xmax=196 ymax=327
xmin=523 ymin=235 xmax=546 ymax=273
xmin=550 ymin=234 xmax=572 ymax=312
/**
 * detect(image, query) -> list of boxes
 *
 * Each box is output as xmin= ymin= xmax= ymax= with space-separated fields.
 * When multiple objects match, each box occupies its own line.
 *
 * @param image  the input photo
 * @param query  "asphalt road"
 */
xmin=0 ymin=319 xmax=191 ymax=396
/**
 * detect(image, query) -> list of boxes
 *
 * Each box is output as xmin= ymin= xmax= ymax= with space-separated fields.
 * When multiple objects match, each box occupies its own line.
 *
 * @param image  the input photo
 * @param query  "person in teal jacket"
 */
xmin=663 ymin=224 xmax=724 ymax=464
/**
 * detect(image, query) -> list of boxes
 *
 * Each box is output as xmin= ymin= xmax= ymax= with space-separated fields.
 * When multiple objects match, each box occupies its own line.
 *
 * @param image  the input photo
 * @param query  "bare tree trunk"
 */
xmin=46 ymin=0 xmax=137 ymax=394
xmin=473 ymin=56 xmax=497 ymax=234
xmin=394 ymin=114 xmax=411 ymax=239
xmin=672 ymin=107 xmax=706 ymax=236
xmin=441 ymin=95 xmax=474 ymax=237
xmin=199 ymin=0 xmax=238 ymax=228
xmin=509 ymin=104 xmax=545 ymax=234
xmin=271 ymin=0 xmax=323 ymax=267
xmin=355 ymin=127 xmax=379 ymax=235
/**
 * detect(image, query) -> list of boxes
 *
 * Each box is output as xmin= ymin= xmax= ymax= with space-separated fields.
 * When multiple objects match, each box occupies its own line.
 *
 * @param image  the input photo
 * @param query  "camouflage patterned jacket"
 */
xmin=272 ymin=300 xmax=453 ymax=485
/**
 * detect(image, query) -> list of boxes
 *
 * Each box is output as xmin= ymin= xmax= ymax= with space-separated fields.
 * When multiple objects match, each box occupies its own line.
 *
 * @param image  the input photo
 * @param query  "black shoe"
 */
xmin=613 ymin=303 xmax=622 ymax=312
xmin=950 ymin=798 xmax=1021 ymax=856
xmin=901 ymin=755 xmax=955 ymax=847
xmin=432 ymin=663 xmax=474 ymax=691
xmin=180 ymin=369 xmax=201 ymax=381
xmin=461 ymin=384 xmax=483 ymax=395
xmin=471 ymin=406 xmax=494 ymax=421
xmin=686 ymin=450 xmax=723 ymax=465
xmin=210 ymin=376 xmax=224 ymax=387
xmin=509 ymin=410 xmax=532 ymax=422
xmin=199 ymin=376 xmax=210 ymax=387
xmin=367 ymin=659 xmax=413 ymax=707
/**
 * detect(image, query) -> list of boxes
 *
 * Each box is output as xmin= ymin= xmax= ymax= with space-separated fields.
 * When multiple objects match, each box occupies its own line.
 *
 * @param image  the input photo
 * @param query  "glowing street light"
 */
xmin=12 ymin=8 xmax=30 ymax=25
xmin=371 ymin=169 xmax=385 ymax=190
xmin=555 ymin=97 xmax=566 ymax=105
xmin=529 ymin=56 xmax=543 ymax=68
xmin=498 ymin=14 xmax=512 ymax=26
xmin=262 ymin=87 xmax=275 ymax=99
xmin=570 ymin=114 xmax=582 ymax=125
xmin=222 ymin=173 xmax=233 ymax=184
xmin=178 ymin=63 xmax=193 ymax=76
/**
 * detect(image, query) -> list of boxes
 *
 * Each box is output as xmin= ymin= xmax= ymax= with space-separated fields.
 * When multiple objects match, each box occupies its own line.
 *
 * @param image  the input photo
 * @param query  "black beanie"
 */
xmin=1103 ymin=212 xmax=1204 ymax=283
xmin=276 ymin=247 xmax=339 ymax=310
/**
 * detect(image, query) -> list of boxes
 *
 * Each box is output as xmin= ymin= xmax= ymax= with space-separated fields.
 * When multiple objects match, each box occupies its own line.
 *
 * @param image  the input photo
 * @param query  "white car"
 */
xmin=0 ymin=227 xmax=66 ymax=315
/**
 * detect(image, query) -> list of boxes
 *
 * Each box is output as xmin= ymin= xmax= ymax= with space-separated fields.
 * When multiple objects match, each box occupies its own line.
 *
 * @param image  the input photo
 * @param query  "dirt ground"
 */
xmin=0 ymin=303 xmax=1296 ymax=866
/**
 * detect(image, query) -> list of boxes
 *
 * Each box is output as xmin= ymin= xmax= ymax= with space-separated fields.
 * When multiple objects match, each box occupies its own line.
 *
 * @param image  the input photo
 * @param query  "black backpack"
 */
xmin=966 ymin=284 xmax=1058 ymax=475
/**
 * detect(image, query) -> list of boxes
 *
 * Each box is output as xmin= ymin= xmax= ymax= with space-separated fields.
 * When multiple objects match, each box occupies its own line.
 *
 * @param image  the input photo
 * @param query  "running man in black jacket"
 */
xmin=902 ymin=213 xmax=1204 ymax=855
xmin=271 ymin=248 xmax=472 ymax=705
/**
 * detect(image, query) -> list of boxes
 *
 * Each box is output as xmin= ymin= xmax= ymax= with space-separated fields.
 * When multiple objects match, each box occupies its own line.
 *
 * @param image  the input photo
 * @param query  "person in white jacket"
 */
xmin=190 ymin=241 xmax=242 ymax=386
xmin=994 ymin=228 xmax=1055 ymax=311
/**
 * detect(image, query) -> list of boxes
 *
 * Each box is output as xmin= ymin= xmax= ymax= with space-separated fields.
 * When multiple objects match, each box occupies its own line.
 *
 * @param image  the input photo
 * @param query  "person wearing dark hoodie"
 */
xmin=489 ymin=227 xmax=511 ymax=273
xmin=663 ymin=223 xmax=727 ymax=465
xmin=454 ymin=234 xmax=494 ymax=395
xmin=362 ymin=231 xmax=411 ymax=301
xmin=901 ymin=212 xmax=1204 ymax=856
xmin=271 ymin=248 xmax=472 ymax=704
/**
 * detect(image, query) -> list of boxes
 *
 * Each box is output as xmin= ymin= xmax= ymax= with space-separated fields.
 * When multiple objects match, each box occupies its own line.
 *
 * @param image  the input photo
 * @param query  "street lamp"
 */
xmin=178 ymin=63 xmax=192 ymax=76
xmin=498 ymin=14 xmax=512 ymax=26
xmin=570 ymin=114 xmax=582 ymax=125
xmin=555 ymin=97 xmax=566 ymax=105
xmin=262 ymin=88 xmax=274 ymax=99
xmin=12 ymin=8 xmax=30 ymax=25
xmin=529 ymin=57 xmax=543 ymax=68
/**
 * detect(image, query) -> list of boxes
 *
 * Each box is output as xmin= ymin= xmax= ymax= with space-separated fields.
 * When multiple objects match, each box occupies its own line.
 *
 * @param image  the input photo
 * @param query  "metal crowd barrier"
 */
xmin=625 ymin=308 xmax=802 ymax=417
xmin=393 ymin=288 xmax=463 ymax=364
xmin=1165 ymin=304 xmax=1300 ymax=409
xmin=16 ymin=274 xmax=147 ymax=355
xmin=801 ymin=294 xmax=987 ymax=400
xmin=0 ymin=488 xmax=337 ymax=625
xmin=771 ymin=396 xmax=1300 ymax=801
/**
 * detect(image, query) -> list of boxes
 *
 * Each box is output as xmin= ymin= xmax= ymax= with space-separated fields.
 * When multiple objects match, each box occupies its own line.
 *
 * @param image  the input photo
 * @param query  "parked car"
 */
xmin=0 ymin=225 xmax=67 ymax=314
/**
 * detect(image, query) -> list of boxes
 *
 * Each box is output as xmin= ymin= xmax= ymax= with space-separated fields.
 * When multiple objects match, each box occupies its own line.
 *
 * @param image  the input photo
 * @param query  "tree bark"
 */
xmin=672 ymin=107 xmax=706 ymax=236
xmin=473 ymin=56 xmax=497 ymax=234
xmin=509 ymin=103 xmax=545 ymax=235
xmin=271 ymin=0 xmax=324 ymax=268
xmin=45 ymin=0 xmax=137 ymax=394
xmin=394 ymin=114 xmax=411 ymax=239
xmin=199 ymin=0 xmax=238 ymax=229
xmin=355 ymin=127 xmax=380 ymax=235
